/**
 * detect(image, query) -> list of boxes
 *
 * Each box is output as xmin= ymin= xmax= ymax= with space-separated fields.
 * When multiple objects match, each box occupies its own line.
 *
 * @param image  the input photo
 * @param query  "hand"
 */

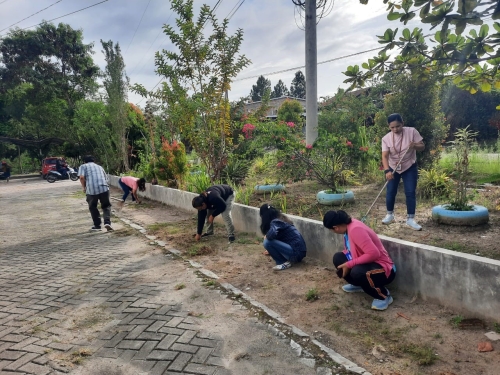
xmin=337 ymin=263 xmax=351 ymax=278
xmin=82 ymin=187 xmax=86 ymax=192
xmin=207 ymin=215 xmax=214 ymax=224
xmin=195 ymin=234 xmax=201 ymax=241
xmin=385 ymin=171 xmax=394 ymax=181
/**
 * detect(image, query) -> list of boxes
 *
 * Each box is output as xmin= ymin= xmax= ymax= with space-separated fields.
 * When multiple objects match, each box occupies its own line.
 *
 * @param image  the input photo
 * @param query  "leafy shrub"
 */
xmin=221 ymin=156 xmax=250 ymax=184
xmin=156 ymin=140 xmax=188 ymax=187
xmin=418 ymin=168 xmax=453 ymax=199
xmin=185 ymin=171 xmax=211 ymax=193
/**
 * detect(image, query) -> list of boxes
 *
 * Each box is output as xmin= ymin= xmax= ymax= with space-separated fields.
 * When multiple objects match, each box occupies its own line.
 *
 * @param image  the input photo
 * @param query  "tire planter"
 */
xmin=254 ymin=184 xmax=285 ymax=195
xmin=316 ymin=190 xmax=355 ymax=206
xmin=431 ymin=204 xmax=489 ymax=226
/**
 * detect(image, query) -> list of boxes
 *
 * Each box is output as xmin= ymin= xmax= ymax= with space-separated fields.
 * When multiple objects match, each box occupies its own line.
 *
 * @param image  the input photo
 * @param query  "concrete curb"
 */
xmin=117 ymin=216 xmax=371 ymax=375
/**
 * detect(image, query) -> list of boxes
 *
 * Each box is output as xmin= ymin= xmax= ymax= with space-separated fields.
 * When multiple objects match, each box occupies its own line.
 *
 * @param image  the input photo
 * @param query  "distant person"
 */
xmin=77 ymin=155 xmax=113 ymax=232
xmin=381 ymin=113 xmax=425 ymax=230
xmin=259 ymin=204 xmax=307 ymax=271
xmin=1 ymin=161 xmax=11 ymax=182
xmin=55 ymin=158 xmax=68 ymax=177
xmin=117 ymin=176 xmax=146 ymax=209
xmin=323 ymin=210 xmax=396 ymax=311
xmin=192 ymin=184 xmax=235 ymax=243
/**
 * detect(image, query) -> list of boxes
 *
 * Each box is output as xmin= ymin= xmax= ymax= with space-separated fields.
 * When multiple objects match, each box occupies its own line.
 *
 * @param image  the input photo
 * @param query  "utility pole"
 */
xmin=305 ymin=0 xmax=318 ymax=145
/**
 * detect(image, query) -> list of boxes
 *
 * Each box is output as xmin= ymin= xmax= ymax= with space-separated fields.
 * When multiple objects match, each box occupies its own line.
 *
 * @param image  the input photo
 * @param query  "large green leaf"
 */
xmin=388 ymin=11 xmax=403 ymax=20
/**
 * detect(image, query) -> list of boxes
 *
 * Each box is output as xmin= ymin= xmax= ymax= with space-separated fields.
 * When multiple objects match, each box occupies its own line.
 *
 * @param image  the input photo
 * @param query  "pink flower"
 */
xmin=242 ymin=123 xmax=256 ymax=139
xmin=281 ymin=137 xmax=286 ymax=142
xmin=276 ymin=161 xmax=284 ymax=168
xmin=286 ymin=122 xmax=295 ymax=128
xmin=346 ymin=141 xmax=353 ymax=147
xmin=306 ymin=144 xmax=313 ymax=149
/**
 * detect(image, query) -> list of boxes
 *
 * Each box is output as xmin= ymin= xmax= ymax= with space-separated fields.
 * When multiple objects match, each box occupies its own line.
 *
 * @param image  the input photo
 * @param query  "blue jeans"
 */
xmin=263 ymin=238 xmax=304 ymax=265
xmin=118 ymin=178 xmax=135 ymax=201
xmin=386 ymin=163 xmax=418 ymax=215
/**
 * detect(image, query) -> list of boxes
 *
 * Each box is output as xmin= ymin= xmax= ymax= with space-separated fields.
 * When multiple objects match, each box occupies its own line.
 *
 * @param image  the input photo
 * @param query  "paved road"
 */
xmin=0 ymin=179 xmax=331 ymax=375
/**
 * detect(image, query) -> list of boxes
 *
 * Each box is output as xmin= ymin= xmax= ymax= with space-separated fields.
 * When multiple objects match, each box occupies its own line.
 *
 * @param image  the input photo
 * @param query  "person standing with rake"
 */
xmin=381 ymin=113 xmax=425 ymax=230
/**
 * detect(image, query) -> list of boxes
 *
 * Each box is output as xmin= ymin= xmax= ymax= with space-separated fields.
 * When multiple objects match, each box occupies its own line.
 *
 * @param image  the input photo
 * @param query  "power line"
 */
xmin=0 ymin=0 xmax=110 ymax=38
xmin=128 ymin=11 xmax=175 ymax=76
xmin=0 ymin=0 xmax=64 ymax=33
xmin=228 ymin=0 xmax=245 ymax=20
xmin=234 ymin=46 xmax=382 ymax=82
xmin=125 ymin=0 xmax=153 ymax=54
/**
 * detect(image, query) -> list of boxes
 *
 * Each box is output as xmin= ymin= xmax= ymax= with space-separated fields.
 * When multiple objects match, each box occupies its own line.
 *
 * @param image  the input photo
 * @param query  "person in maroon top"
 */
xmin=323 ymin=210 xmax=396 ymax=311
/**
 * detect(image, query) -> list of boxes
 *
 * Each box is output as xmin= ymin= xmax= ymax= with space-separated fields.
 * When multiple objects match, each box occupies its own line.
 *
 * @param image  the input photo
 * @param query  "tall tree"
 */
xmin=250 ymin=75 xmax=271 ymax=102
xmin=101 ymin=39 xmax=130 ymax=171
xmin=271 ymin=79 xmax=290 ymax=98
xmin=133 ymin=0 xmax=251 ymax=182
xmin=290 ymin=71 xmax=306 ymax=99
xmin=346 ymin=0 xmax=500 ymax=97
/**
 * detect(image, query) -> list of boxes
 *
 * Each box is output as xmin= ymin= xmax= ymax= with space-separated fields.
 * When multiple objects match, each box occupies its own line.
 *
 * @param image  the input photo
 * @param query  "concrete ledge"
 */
xmin=109 ymin=176 xmax=500 ymax=321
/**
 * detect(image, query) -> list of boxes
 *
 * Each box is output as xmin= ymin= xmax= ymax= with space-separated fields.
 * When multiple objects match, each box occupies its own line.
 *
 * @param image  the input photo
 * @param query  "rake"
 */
xmin=360 ymin=147 xmax=411 ymax=223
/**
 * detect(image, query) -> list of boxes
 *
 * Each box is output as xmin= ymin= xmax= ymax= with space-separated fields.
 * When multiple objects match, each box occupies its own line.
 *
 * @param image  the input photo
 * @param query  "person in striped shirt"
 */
xmin=78 ymin=155 xmax=113 ymax=232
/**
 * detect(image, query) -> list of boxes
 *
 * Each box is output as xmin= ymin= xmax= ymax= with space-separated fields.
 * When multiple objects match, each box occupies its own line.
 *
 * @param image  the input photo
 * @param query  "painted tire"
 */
xmin=431 ymin=204 xmax=489 ymax=226
xmin=316 ymin=190 xmax=355 ymax=206
xmin=254 ymin=184 xmax=285 ymax=194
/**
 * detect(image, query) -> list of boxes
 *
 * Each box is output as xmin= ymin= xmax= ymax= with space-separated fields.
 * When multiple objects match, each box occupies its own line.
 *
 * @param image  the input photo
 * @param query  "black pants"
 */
xmin=86 ymin=191 xmax=112 ymax=227
xmin=333 ymin=252 xmax=396 ymax=300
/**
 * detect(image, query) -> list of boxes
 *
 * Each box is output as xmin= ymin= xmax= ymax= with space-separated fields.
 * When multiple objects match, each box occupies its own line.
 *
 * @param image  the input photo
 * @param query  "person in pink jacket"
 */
xmin=323 ymin=210 xmax=396 ymax=311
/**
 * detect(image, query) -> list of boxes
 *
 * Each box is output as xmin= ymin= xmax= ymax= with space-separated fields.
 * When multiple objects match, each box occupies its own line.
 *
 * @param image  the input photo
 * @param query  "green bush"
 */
xmin=185 ymin=171 xmax=211 ymax=193
xmin=221 ymin=156 xmax=250 ymax=184
xmin=418 ymin=168 xmax=453 ymax=199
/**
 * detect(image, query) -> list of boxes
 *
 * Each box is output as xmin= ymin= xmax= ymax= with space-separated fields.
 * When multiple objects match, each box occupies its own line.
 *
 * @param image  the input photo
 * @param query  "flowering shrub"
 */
xmin=155 ymin=140 xmax=188 ymax=187
xmin=276 ymin=133 xmax=357 ymax=192
xmin=242 ymin=123 xmax=256 ymax=139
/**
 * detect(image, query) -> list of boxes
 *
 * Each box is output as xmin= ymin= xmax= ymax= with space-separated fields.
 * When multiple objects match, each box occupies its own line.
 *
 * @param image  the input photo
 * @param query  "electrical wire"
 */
xmin=125 ymin=0 xmax=153 ymax=54
xmin=228 ymin=0 xmax=245 ymax=20
xmin=0 ymin=0 xmax=110 ymax=38
xmin=0 ymin=0 xmax=64 ymax=33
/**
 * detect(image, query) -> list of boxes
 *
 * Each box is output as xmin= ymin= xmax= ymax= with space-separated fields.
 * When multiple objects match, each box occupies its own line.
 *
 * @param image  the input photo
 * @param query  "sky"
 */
xmin=0 ymin=0 xmax=449 ymax=107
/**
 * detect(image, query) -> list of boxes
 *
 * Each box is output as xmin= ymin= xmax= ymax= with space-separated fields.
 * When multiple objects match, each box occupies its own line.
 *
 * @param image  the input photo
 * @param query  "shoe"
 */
xmin=228 ymin=235 xmax=235 ymax=243
xmin=90 ymin=226 xmax=101 ymax=231
xmin=342 ymin=284 xmax=364 ymax=293
xmin=371 ymin=296 xmax=394 ymax=311
xmin=104 ymin=223 xmax=113 ymax=232
xmin=201 ymin=232 xmax=214 ymax=238
xmin=406 ymin=218 xmax=422 ymax=231
xmin=382 ymin=213 xmax=394 ymax=224
xmin=273 ymin=261 xmax=292 ymax=271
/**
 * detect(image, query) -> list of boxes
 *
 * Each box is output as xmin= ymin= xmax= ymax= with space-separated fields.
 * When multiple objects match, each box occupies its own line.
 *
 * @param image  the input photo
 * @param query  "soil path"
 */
xmin=115 ymin=187 xmax=500 ymax=375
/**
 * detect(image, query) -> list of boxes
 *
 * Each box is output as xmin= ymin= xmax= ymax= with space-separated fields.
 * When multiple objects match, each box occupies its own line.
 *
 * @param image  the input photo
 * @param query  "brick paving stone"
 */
xmin=95 ymin=347 xmax=124 ymax=359
xmin=116 ymin=340 xmax=145 ymax=350
xmin=178 ymin=323 xmax=197 ymax=330
xmin=192 ymin=347 xmax=213 ymax=364
xmin=22 ymin=344 xmax=47 ymax=354
xmin=0 ymin=351 xmax=24 ymax=360
xmin=157 ymin=334 xmax=179 ymax=350
xmin=178 ymin=330 xmax=197 ymax=344
xmin=3 ymin=352 xmax=40 ymax=371
xmin=137 ymin=332 xmax=165 ymax=341
xmin=184 ymin=363 xmax=218 ymax=375
xmin=0 ymin=360 xmax=13 ymax=370
xmin=32 ymin=355 xmax=49 ymax=365
xmin=133 ymin=341 xmax=157 ymax=360
xmin=119 ymin=349 xmax=138 ymax=361
xmin=9 ymin=337 xmax=40 ymax=350
xmin=18 ymin=361 xmax=51 ymax=375
xmin=129 ymin=319 xmax=155 ymax=325
xmin=147 ymin=350 xmax=179 ymax=361
xmin=146 ymin=320 xmax=165 ymax=333
xmin=171 ymin=343 xmax=199 ymax=354
xmin=1 ymin=334 xmax=29 ymax=343
xmin=150 ymin=360 xmax=171 ymax=375
xmin=169 ymin=352 xmax=192 ymax=372
xmin=125 ymin=325 xmax=149 ymax=340
xmin=47 ymin=342 xmax=73 ymax=352
xmin=165 ymin=317 xmax=184 ymax=327
xmin=103 ymin=331 xmax=128 ymax=348
xmin=159 ymin=327 xmax=185 ymax=335
xmin=190 ymin=338 xmax=217 ymax=348
xmin=137 ymin=309 xmax=156 ymax=319
xmin=206 ymin=356 xmax=224 ymax=367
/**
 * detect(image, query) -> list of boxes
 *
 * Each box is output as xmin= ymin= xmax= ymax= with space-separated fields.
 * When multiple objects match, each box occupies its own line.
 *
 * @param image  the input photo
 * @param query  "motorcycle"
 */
xmin=46 ymin=167 xmax=79 ymax=183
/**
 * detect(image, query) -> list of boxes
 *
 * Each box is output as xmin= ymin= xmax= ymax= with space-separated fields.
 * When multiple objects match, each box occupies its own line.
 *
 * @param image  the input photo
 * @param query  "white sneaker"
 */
xmin=382 ymin=213 xmax=394 ymax=224
xmin=406 ymin=218 xmax=422 ymax=231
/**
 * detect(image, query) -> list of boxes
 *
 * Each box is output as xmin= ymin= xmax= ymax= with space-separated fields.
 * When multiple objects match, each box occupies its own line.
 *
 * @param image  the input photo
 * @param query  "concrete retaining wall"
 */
xmin=110 ymin=176 xmax=500 ymax=321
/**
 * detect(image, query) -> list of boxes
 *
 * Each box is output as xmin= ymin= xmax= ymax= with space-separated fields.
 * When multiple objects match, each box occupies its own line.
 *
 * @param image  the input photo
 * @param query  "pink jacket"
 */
xmin=344 ymin=219 xmax=394 ymax=277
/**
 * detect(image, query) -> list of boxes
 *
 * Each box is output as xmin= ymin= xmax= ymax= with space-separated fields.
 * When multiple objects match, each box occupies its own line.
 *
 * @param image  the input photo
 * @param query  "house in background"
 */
xmin=243 ymin=96 xmax=306 ymax=119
